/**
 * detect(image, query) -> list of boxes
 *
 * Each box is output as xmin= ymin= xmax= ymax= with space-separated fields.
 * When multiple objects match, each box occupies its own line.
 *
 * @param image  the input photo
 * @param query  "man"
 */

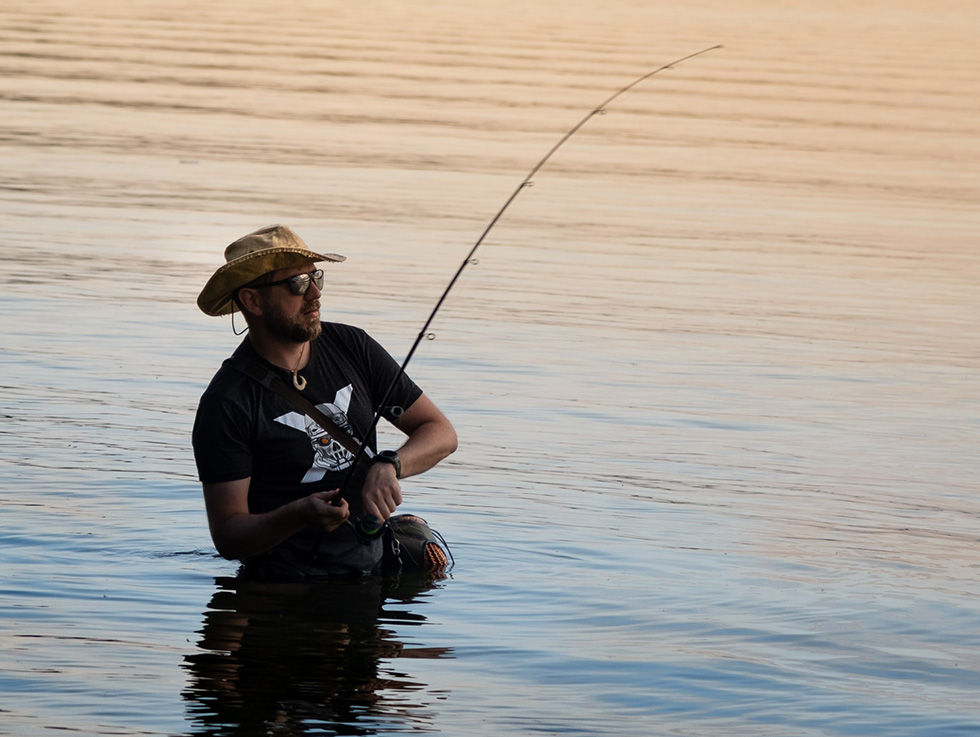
xmin=193 ymin=225 xmax=457 ymax=580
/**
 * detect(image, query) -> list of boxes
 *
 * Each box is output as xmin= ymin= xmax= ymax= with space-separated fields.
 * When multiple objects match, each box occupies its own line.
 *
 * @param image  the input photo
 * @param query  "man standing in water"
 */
xmin=192 ymin=225 xmax=457 ymax=580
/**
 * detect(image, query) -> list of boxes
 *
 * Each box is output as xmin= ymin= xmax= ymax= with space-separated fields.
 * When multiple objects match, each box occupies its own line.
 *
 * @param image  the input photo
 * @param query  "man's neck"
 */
xmin=248 ymin=329 xmax=310 ymax=372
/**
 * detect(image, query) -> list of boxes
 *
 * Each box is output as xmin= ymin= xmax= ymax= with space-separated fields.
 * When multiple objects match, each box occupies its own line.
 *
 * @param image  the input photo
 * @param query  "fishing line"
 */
xmin=338 ymin=44 xmax=723 ymax=523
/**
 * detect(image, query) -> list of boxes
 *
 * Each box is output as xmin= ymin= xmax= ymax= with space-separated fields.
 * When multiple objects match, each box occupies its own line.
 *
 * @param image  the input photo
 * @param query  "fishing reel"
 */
xmin=350 ymin=514 xmax=385 ymax=543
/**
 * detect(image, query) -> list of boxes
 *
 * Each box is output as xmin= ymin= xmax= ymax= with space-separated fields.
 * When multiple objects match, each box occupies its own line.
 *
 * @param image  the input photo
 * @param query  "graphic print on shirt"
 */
xmin=273 ymin=384 xmax=358 ymax=483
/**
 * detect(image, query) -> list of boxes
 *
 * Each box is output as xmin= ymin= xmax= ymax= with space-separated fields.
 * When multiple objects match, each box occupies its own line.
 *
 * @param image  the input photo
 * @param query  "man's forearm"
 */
xmin=396 ymin=418 xmax=458 ymax=479
xmin=209 ymin=500 xmax=309 ymax=560
xmin=206 ymin=488 xmax=349 ymax=560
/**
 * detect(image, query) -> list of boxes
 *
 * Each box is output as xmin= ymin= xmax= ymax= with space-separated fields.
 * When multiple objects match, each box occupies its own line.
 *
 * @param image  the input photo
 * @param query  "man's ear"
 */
xmin=236 ymin=288 xmax=263 ymax=318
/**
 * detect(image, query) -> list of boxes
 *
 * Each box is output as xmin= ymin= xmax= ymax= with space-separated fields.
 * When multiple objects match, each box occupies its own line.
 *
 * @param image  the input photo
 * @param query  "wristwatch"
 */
xmin=373 ymin=449 xmax=401 ymax=479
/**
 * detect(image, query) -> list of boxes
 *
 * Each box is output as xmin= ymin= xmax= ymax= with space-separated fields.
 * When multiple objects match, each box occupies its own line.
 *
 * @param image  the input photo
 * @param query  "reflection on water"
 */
xmin=184 ymin=576 xmax=452 ymax=735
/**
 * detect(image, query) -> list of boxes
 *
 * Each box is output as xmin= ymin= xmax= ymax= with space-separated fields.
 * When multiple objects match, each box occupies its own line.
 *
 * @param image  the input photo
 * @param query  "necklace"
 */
xmin=291 ymin=343 xmax=308 ymax=391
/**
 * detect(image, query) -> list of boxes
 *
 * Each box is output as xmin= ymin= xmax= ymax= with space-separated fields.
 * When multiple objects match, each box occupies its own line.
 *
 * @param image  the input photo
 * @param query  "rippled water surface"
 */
xmin=1 ymin=1 xmax=978 ymax=735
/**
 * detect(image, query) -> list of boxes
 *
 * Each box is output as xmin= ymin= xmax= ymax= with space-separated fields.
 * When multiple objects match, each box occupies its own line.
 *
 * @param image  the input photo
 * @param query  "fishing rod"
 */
xmin=339 ymin=44 xmax=723 ymax=534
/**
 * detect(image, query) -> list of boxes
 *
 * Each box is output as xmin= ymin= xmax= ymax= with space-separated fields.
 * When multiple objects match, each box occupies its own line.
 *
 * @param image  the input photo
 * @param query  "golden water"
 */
xmin=1 ymin=1 xmax=978 ymax=734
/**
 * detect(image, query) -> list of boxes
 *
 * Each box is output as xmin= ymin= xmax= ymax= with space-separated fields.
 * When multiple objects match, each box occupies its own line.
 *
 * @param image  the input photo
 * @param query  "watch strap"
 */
xmin=375 ymin=449 xmax=401 ymax=479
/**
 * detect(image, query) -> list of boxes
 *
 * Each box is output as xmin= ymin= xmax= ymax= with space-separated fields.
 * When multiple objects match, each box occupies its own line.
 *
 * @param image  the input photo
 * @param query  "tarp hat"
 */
xmin=197 ymin=225 xmax=345 ymax=316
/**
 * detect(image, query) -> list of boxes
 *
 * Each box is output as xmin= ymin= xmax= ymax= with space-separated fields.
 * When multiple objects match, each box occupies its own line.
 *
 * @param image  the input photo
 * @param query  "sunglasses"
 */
xmin=250 ymin=269 xmax=324 ymax=296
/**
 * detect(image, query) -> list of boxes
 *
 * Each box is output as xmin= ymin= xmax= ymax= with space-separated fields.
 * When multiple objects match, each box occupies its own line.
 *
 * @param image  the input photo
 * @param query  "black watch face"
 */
xmin=377 ymin=451 xmax=400 ymax=476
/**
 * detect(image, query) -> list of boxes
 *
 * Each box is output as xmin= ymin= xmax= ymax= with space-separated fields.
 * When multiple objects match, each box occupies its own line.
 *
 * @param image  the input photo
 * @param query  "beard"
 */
xmin=262 ymin=299 xmax=322 ymax=343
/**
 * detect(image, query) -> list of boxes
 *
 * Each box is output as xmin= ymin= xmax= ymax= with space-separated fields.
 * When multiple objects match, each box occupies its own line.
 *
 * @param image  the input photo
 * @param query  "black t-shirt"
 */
xmin=192 ymin=322 xmax=422 ymax=568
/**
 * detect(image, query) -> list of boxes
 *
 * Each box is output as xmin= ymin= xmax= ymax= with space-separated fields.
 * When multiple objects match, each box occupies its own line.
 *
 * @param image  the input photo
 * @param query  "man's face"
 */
xmin=258 ymin=262 xmax=323 ymax=343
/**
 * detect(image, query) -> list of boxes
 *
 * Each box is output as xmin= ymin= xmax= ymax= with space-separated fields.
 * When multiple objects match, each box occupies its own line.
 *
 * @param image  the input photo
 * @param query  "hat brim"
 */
xmin=197 ymin=246 xmax=345 ymax=316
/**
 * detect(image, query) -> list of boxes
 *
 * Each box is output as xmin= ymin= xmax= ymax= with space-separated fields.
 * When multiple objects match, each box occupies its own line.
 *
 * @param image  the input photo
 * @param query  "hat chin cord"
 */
xmin=231 ymin=309 xmax=249 ymax=336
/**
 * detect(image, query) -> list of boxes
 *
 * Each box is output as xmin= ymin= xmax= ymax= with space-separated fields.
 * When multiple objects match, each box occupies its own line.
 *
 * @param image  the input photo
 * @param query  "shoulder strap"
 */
xmin=229 ymin=357 xmax=376 ymax=467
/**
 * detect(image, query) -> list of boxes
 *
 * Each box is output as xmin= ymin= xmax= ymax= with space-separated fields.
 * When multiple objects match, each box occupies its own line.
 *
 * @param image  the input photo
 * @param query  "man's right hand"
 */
xmin=304 ymin=489 xmax=350 ymax=532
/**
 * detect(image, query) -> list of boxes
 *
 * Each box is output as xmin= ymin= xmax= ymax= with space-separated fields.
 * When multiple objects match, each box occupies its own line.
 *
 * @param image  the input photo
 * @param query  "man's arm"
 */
xmin=202 ymin=478 xmax=350 ymax=560
xmin=358 ymin=393 xmax=457 ymax=522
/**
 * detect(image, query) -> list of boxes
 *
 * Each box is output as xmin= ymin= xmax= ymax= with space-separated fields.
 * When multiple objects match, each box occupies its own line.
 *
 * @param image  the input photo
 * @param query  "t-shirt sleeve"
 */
xmin=192 ymin=388 xmax=254 ymax=484
xmin=357 ymin=329 xmax=423 ymax=421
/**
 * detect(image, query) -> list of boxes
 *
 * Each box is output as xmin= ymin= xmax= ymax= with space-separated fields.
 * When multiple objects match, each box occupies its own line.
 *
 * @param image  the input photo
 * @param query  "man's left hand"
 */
xmin=359 ymin=461 xmax=402 ymax=521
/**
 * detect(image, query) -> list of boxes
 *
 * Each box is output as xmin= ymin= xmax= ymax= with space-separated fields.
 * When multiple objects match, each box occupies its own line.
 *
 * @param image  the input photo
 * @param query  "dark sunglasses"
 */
xmin=250 ymin=269 xmax=324 ymax=296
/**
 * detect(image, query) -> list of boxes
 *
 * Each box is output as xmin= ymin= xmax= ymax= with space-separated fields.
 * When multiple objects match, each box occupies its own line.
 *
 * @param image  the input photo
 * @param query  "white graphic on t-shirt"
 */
xmin=273 ymin=384 xmax=356 ymax=483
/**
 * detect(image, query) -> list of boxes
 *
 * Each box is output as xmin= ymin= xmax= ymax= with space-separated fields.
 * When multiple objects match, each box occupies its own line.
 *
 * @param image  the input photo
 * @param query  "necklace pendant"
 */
xmin=292 ymin=372 xmax=307 ymax=391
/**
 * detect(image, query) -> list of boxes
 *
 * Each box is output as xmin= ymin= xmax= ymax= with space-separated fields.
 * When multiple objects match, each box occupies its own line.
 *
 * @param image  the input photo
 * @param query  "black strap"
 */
xmin=230 ymin=358 xmax=376 ymax=467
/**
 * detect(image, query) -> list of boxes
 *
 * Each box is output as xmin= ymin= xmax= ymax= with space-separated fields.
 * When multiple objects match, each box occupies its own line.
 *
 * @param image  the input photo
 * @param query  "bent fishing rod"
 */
xmin=338 ymin=44 xmax=722 ymax=531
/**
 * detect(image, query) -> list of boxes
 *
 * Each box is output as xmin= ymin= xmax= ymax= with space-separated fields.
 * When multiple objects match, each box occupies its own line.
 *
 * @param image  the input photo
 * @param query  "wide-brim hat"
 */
xmin=197 ymin=224 xmax=345 ymax=316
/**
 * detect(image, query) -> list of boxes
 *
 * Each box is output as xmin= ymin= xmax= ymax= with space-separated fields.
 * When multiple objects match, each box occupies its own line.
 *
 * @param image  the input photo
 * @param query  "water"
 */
xmin=1 ymin=1 xmax=978 ymax=734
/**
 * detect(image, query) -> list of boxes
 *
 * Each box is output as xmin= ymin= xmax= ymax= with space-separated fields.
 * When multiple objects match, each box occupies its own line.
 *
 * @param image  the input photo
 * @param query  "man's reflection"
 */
xmin=183 ymin=574 xmax=453 ymax=735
